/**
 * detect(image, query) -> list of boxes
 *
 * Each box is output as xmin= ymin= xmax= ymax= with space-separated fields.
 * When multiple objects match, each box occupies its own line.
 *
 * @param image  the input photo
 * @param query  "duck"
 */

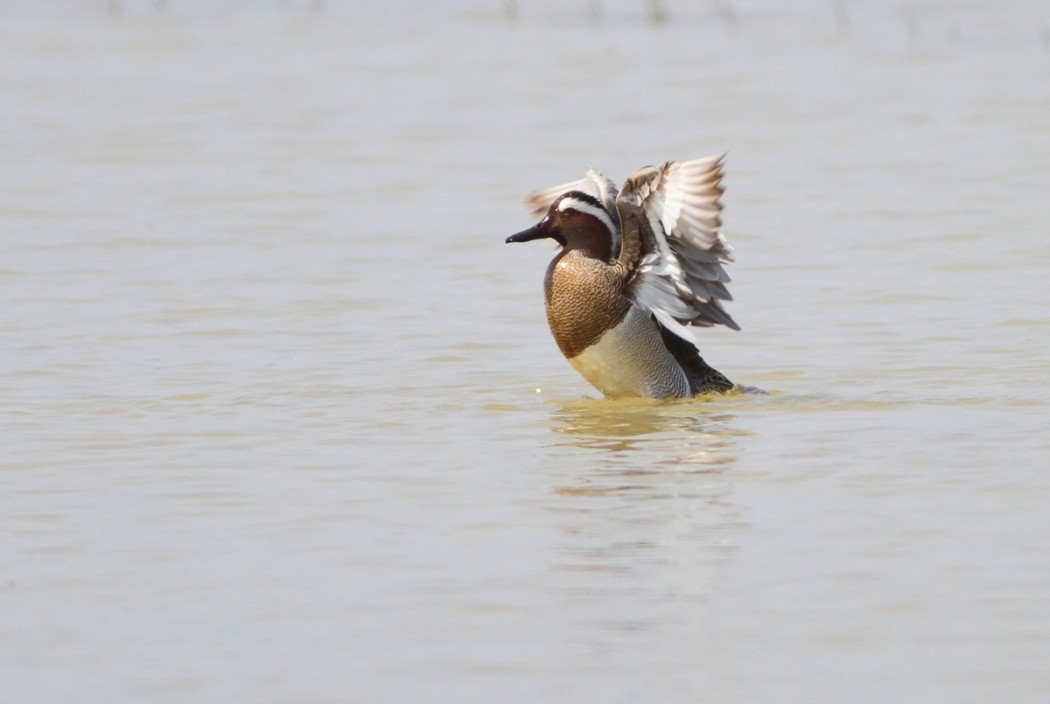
xmin=505 ymin=153 xmax=740 ymax=399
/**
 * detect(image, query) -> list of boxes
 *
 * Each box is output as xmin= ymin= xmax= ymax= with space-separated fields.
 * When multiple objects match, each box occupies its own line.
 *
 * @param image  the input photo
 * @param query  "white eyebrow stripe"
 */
xmin=557 ymin=196 xmax=618 ymax=239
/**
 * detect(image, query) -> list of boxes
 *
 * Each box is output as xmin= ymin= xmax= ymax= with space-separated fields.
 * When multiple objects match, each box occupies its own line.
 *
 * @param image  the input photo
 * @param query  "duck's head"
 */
xmin=506 ymin=191 xmax=618 ymax=256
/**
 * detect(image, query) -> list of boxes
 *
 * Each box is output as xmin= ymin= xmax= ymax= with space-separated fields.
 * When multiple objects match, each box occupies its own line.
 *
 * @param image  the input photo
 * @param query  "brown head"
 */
xmin=505 ymin=191 xmax=619 ymax=261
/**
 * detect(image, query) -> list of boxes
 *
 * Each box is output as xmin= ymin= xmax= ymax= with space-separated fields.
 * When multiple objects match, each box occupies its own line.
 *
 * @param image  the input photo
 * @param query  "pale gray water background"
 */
xmin=3 ymin=1 xmax=1050 ymax=702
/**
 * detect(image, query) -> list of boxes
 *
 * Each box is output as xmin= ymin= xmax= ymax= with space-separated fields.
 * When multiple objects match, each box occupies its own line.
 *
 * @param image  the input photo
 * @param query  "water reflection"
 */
xmin=538 ymin=397 xmax=749 ymax=620
xmin=549 ymin=396 xmax=745 ymax=469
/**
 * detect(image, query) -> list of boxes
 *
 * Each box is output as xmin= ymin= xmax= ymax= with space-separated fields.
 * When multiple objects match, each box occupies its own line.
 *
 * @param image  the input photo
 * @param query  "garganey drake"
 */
xmin=506 ymin=153 xmax=740 ymax=399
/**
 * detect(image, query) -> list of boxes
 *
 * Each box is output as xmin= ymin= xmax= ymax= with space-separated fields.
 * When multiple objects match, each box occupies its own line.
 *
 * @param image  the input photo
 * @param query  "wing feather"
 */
xmin=616 ymin=153 xmax=740 ymax=333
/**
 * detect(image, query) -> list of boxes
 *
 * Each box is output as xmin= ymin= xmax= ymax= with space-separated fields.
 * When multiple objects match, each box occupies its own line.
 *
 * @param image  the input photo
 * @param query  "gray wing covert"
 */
xmin=616 ymin=154 xmax=740 ymax=333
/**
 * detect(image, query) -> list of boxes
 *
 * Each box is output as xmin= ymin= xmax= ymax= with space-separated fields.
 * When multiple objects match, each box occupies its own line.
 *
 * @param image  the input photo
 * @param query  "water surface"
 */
xmin=3 ymin=2 xmax=1050 ymax=702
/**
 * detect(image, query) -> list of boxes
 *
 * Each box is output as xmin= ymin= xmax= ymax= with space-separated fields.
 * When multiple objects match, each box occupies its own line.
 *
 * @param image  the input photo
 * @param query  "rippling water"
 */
xmin=3 ymin=1 xmax=1050 ymax=702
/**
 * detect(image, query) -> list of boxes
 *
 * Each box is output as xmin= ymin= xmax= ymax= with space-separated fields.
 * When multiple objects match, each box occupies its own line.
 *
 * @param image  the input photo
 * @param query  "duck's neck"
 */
xmin=562 ymin=231 xmax=614 ymax=262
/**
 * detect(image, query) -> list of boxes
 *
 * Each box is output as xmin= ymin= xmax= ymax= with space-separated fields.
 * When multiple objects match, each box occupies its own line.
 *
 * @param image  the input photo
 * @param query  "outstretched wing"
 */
xmin=615 ymin=154 xmax=739 ymax=334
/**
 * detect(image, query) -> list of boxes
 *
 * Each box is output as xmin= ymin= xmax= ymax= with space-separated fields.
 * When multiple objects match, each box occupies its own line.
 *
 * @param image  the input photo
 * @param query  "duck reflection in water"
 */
xmin=541 ymin=396 xmax=748 ymax=605
xmin=548 ymin=396 xmax=747 ymax=472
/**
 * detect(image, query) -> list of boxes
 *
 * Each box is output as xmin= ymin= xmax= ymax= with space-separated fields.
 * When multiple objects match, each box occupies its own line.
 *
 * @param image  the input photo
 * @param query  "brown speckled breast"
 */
xmin=542 ymin=250 xmax=630 ymax=359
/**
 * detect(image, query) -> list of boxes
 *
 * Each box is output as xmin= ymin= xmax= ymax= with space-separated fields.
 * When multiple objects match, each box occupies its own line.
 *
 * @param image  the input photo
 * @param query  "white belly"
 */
xmin=566 ymin=307 xmax=690 ymax=398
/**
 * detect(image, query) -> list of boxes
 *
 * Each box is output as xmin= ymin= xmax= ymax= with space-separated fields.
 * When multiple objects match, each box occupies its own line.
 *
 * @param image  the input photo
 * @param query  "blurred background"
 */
xmin=2 ymin=1 xmax=1049 ymax=703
